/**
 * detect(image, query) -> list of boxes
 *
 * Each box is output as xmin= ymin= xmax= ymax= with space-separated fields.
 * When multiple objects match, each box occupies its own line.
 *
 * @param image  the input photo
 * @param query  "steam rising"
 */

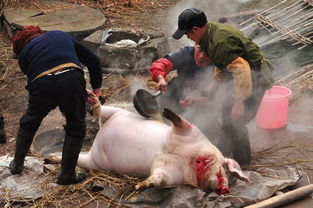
xmin=126 ymin=0 xmax=312 ymax=153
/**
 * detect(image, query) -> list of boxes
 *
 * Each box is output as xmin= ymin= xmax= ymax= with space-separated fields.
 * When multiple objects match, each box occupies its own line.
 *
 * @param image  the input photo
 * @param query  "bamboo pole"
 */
xmin=240 ymin=0 xmax=312 ymax=49
xmin=265 ymin=0 xmax=307 ymax=23
xmin=271 ymin=4 xmax=312 ymax=27
xmin=240 ymin=0 xmax=290 ymax=25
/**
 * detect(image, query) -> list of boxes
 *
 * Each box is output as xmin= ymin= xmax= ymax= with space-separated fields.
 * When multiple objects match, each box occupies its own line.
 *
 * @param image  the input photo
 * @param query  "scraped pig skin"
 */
xmin=60 ymin=96 xmax=250 ymax=193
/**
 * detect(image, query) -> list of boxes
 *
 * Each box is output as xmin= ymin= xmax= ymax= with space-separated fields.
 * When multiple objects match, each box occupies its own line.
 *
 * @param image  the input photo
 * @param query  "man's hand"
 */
xmin=231 ymin=100 xmax=245 ymax=120
xmin=155 ymin=75 xmax=167 ymax=94
xmin=87 ymin=88 xmax=101 ymax=104
xmin=93 ymin=88 xmax=101 ymax=97
xmin=179 ymin=97 xmax=193 ymax=107
xmin=179 ymin=96 xmax=211 ymax=108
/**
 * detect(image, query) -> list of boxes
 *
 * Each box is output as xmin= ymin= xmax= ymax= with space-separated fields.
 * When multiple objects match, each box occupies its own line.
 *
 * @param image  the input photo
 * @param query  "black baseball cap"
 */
xmin=172 ymin=8 xmax=207 ymax=40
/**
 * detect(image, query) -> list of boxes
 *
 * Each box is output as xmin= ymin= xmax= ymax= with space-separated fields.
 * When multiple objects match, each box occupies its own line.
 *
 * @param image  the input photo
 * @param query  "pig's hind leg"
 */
xmin=89 ymin=95 xmax=121 ymax=123
xmin=135 ymin=154 xmax=184 ymax=190
xmin=76 ymin=153 xmax=98 ymax=170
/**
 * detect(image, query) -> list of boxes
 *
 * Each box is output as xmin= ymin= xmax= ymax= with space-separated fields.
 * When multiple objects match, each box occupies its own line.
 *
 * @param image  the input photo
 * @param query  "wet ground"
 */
xmin=249 ymin=95 xmax=313 ymax=207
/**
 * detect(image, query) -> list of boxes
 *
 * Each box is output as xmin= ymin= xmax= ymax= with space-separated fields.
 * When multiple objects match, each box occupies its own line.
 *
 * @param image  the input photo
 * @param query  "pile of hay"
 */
xmin=5 ymin=142 xmax=311 ymax=208
xmin=32 ymin=168 xmax=142 ymax=208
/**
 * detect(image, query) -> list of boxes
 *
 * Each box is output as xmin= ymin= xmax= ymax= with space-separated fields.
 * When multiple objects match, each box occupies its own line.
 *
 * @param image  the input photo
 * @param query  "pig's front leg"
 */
xmin=135 ymin=169 xmax=167 ymax=190
xmin=135 ymin=154 xmax=186 ymax=190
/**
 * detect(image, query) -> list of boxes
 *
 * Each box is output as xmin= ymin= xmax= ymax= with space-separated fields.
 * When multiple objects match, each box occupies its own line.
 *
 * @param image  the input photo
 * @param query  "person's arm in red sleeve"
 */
xmin=149 ymin=58 xmax=173 ymax=93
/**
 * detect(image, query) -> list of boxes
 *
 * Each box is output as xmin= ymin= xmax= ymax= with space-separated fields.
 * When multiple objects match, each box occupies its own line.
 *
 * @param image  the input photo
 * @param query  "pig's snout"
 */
xmin=206 ymin=176 xmax=229 ymax=195
xmin=214 ymin=168 xmax=229 ymax=195
xmin=214 ymin=176 xmax=229 ymax=195
xmin=204 ymin=167 xmax=229 ymax=195
xmin=215 ymin=186 xmax=229 ymax=195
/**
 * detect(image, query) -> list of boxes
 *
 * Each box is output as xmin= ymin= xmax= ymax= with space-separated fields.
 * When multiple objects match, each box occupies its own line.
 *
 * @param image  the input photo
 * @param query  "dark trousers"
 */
xmin=0 ymin=114 xmax=5 ymax=143
xmin=21 ymin=70 xmax=87 ymax=139
xmin=0 ymin=115 xmax=4 ymax=129
xmin=218 ymin=70 xmax=268 ymax=164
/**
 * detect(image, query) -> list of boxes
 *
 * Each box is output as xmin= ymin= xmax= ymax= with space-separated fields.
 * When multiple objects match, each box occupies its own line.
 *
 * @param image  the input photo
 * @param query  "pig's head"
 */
xmin=162 ymin=108 xmax=249 ymax=194
xmin=195 ymin=156 xmax=250 ymax=194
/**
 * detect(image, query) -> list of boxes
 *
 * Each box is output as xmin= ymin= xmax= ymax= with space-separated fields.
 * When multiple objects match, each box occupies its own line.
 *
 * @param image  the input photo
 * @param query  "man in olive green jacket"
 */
xmin=172 ymin=8 xmax=274 ymax=165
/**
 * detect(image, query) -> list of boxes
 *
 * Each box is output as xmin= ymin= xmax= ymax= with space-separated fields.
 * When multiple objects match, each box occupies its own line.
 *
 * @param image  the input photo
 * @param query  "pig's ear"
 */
xmin=223 ymin=158 xmax=250 ymax=182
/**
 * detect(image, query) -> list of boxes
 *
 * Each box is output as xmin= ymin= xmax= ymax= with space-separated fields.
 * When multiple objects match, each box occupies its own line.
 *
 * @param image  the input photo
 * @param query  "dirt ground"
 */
xmin=0 ymin=0 xmax=289 ymax=157
xmin=1 ymin=0 xmax=313 ymax=207
xmin=0 ymin=0 xmax=290 ymax=157
xmin=0 ymin=0 xmax=178 ymax=157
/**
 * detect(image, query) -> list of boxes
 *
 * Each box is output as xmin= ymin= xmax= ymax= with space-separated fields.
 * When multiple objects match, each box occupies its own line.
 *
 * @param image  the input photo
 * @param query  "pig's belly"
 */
xmin=90 ymin=113 xmax=170 ymax=176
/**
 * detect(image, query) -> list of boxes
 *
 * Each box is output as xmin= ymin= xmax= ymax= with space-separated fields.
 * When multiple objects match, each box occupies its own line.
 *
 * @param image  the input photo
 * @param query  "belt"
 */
xmin=31 ymin=63 xmax=82 ymax=82
xmin=46 ymin=67 xmax=77 ymax=76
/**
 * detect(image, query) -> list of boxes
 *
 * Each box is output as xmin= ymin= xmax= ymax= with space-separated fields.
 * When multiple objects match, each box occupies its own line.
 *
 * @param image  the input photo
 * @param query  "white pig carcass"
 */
xmin=76 ymin=97 xmax=249 ymax=194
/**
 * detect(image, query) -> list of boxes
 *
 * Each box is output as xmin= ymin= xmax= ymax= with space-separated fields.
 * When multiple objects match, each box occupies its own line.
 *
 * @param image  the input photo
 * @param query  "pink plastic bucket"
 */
xmin=256 ymin=86 xmax=292 ymax=129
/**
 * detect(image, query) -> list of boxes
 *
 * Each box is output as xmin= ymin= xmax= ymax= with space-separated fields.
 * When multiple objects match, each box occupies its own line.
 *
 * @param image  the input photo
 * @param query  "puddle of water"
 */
xmin=38 ymin=139 xmax=93 ymax=155
xmin=33 ymin=129 xmax=93 ymax=155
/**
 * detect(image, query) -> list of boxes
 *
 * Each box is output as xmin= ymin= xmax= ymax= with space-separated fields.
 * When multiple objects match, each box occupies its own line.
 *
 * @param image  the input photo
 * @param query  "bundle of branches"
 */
xmin=240 ymin=0 xmax=313 ymax=50
xmin=275 ymin=64 xmax=313 ymax=100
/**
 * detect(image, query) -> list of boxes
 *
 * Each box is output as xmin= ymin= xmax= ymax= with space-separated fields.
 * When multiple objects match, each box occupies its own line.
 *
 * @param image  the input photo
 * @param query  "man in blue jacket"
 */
xmin=150 ymin=44 xmax=214 ymax=113
xmin=10 ymin=25 xmax=102 ymax=185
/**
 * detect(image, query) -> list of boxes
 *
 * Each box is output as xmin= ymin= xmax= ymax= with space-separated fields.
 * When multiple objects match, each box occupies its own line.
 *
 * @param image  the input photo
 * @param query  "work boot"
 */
xmin=0 ymin=115 xmax=6 ymax=144
xmin=231 ymin=127 xmax=251 ymax=166
xmin=217 ymin=124 xmax=234 ymax=157
xmin=9 ymin=128 xmax=36 ymax=174
xmin=0 ymin=130 xmax=6 ymax=144
xmin=57 ymin=136 xmax=86 ymax=185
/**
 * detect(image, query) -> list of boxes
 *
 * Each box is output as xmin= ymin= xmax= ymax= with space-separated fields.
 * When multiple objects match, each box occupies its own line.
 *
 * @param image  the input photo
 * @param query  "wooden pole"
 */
xmin=244 ymin=184 xmax=313 ymax=208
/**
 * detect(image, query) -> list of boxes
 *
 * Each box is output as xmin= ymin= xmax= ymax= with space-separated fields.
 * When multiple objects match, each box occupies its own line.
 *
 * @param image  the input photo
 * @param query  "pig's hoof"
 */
xmin=135 ymin=181 xmax=154 ymax=190
xmin=44 ymin=156 xmax=61 ymax=164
